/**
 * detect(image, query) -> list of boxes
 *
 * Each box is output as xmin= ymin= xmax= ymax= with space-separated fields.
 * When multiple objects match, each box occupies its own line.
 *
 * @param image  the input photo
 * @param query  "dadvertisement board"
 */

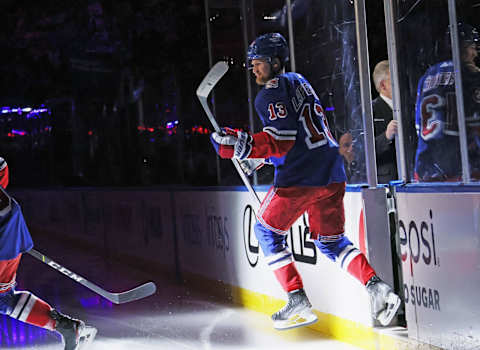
xmin=396 ymin=189 xmax=480 ymax=350
xmin=173 ymin=188 xmax=372 ymax=326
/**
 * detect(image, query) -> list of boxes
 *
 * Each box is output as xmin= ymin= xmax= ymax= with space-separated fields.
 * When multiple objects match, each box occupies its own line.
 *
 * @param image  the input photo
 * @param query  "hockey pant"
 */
xmin=254 ymin=183 xmax=376 ymax=293
xmin=0 ymin=254 xmax=56 ymax=330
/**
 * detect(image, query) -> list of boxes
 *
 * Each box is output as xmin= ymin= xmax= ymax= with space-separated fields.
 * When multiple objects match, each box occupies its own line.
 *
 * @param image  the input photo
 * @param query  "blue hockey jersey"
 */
xmin=415 ymin=60 xmax=480 ymax=180
xmin=252 ymin=72 xmax=346 ymax=187
xmin=0 ymin=190 xmax=33 ymax=260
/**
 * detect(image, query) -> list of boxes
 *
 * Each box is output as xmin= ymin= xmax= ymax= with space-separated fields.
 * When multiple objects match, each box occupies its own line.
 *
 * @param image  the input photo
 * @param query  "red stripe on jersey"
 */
xmin=346 ymin=254 xmax=376 ymax=285
xmin=273 ymin=262 xmax=303 ymax=292
xmin=25 ymin=297 xmax=55 ymax=330
xmin=250 ymin=131 xmax=294 ymax=159
xmin=0 ymin=254 xmax=21 ymax=292
xmin=0 ymin=165 xmax=8 ymax=189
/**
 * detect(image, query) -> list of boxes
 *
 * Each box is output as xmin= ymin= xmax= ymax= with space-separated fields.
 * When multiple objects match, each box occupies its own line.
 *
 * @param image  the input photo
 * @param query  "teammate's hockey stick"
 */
xmin=196 ymin=61 xmax=261 ymax=205
xmin=27 ymin=249 xmax=156 ymax=304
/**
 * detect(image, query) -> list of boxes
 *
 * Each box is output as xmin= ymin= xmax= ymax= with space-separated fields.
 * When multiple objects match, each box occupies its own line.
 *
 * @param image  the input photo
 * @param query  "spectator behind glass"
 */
xmin=372 ymin=60 xmax=398 ymax=184
xmin=338 ymin=132 xmax=357 ymax=182
xmin=414 ymin=23 xmax=480 ymax=182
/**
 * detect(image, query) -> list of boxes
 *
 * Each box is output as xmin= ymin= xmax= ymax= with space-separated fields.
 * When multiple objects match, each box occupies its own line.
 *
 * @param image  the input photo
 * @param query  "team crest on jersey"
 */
xmin=266 ymin=78 xmax=279 ymax=89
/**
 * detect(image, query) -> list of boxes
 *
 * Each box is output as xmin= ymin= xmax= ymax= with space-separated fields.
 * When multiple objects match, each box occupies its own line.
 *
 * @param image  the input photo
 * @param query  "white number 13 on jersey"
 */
xmin=299 ymin=103 xmax=336 ymax=149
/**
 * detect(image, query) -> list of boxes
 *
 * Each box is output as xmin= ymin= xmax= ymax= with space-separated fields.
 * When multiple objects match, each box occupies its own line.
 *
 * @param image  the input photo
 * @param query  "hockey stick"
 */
xmin=27 ymin=249 xmax=156 ymax=304
xmin=196 ymin=61 xmax=261 ymax=205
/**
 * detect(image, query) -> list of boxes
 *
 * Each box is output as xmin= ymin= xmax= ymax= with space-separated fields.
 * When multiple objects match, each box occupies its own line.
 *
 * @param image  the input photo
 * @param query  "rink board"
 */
xmin=10 ymin=186 xmax=442 ymax=350
xmin=395 ymin=186 xmax=480 ymax=350
xmin=173 ymin=187 xmax=372 ymax=326
xmin=12 ymin=188 xmax=177 ymax=277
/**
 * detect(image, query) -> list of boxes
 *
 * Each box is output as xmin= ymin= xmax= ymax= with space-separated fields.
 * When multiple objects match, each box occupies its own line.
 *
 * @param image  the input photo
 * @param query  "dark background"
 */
xmin=0 ymin=0 xmax=477 ymax=187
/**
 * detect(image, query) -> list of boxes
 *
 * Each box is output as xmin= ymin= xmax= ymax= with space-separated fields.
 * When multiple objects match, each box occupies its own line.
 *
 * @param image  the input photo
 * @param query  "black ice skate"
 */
xmin=50 ymin=309 xmax=97 ymax=350
xmin=271 ymin=289 xmax=318 ymax=330
xmin=366 ymin=276 xmax=401 ymax=326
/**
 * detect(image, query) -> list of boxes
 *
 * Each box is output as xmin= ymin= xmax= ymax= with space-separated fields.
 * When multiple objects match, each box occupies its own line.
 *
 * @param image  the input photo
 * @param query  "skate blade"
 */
xmin=77 ymin=326 xmax=97 ymax=350
xmin=378 ymin=293 xmax=401 ymax=326
xmin=273 ymin=309 xmax=318 ymax=331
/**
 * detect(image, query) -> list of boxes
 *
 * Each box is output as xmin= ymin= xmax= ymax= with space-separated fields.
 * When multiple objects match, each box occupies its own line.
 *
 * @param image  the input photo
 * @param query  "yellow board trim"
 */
xmin=183 ymin=272 xmax=443 ymax=350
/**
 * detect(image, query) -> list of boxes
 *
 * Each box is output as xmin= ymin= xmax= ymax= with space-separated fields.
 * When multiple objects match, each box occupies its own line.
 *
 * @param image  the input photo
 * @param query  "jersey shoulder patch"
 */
xmin=266 ymin=78 xmax=279 ymax=89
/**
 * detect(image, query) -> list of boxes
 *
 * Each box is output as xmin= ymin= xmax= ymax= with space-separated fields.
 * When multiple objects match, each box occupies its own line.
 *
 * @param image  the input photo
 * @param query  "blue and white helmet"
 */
xmin=247 ymin=33 xmax=289 ymax=68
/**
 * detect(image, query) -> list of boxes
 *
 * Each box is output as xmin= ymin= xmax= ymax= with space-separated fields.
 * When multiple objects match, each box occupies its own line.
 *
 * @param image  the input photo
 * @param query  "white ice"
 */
xmin=4 ymin=237 xmax=361 ymax=350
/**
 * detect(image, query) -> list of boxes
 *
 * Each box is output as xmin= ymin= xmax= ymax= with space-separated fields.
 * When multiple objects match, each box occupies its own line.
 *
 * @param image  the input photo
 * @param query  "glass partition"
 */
xmin=204 ymin=1 xmax=248 ymax=186
xmin=393 ymin=0 xmax=480 ymax=183
xmin=244 ymin=0 xmax=289 ymax=186
xmin=206 ymin=0 xmax=289 ymax=186
xmin=291 ymin=0 xmax=367 ymax=184
xmin=11 ymin=2 xmax=480 ymax=187
xmin=454 ymin=1 xmax=480 ymax=182
xmin=207 ymin=0 xmax=368 ymax=186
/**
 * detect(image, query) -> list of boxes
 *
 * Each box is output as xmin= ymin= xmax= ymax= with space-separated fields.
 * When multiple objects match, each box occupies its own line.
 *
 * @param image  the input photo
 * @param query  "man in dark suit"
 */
xmin=372 ymin=60 xmax=398 ymax=184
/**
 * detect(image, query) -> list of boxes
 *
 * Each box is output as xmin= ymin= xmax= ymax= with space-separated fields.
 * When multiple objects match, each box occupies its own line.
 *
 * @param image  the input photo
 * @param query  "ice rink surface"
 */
xmin=2 ymin=235 xmax=361 ymax=350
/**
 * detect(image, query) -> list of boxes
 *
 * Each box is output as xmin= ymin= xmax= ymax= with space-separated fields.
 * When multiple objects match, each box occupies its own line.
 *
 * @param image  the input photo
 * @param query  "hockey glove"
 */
xmin=240 ymin=158 xmax=265 ymax=176
xmin=234 ymin=130 xmax=253 ymax=160
xmin=210 ymin=128 xmax=253 ymax=160
xmin=210 ymin=127 xmax=237 ymax=159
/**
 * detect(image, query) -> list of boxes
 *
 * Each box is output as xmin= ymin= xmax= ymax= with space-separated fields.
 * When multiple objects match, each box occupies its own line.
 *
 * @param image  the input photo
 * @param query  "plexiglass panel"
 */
xmin=455 ymin=1 xmax=480 ymax=182
xmin=208 ymin=0 xmax=289 ymax=186
xmin=206 ymin=1 xmax=250 ymax=185
xmin=394 ymin=0 xmax=480 ymax=183
xmin=291 ymin=0 xmax=367 ymax=184
xmin=245 ymin=0 xmax=289 ymax=185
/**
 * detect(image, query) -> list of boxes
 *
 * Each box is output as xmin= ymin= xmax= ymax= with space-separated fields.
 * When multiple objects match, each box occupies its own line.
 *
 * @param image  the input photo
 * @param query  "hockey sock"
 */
xmin=9 ymin=291 xmax=55 ymax=330
xmin=344 ymin=252 xmax=376 ymax=285
xmin=273 ymin=262 xmax=303 ymax=292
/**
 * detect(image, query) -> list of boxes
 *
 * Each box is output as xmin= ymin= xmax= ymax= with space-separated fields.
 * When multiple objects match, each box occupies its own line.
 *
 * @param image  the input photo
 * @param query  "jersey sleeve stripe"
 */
xmin=250 ymin=131 xmax=295 ymax=158
xmin=263 ymin=126 xmax=297 ymax=140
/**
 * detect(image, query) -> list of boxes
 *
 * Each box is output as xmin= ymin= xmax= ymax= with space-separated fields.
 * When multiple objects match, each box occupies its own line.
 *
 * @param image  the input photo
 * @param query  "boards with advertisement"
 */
xmin=174 ymin=186 xmax=373 ymax=326
xmin=396 ymin=187 xmax=480 ymax=349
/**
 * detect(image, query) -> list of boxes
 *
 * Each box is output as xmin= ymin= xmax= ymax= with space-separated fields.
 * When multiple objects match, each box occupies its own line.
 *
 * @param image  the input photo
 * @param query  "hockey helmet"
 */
xmin=247 ymin=33 xmax=289 ymax=68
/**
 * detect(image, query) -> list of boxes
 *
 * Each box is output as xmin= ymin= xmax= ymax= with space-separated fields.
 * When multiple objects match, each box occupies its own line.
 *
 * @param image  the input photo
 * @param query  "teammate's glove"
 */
xmin=210 ymin=128 xmax=253 ymax=160
xmin=240 ymin=159 xmax=265 ymax=176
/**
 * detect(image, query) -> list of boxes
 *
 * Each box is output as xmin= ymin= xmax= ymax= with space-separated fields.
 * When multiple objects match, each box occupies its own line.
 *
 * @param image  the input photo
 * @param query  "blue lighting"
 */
xmin=0 ymin=314 xmax=50 ymax=348
xmin=79 ymin=295 xmax=113 ymax=309
xmin=11 ymin=129 xmax=27 ymax=136
xmin=0 ymin=106 xmax=49 ymax=116
xmin=166 ymin=120 xmax=179 ymax=129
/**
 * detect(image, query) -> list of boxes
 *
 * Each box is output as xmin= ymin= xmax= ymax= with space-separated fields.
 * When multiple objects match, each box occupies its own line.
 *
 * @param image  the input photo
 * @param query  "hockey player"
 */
xmin=415 ymin=22 xmax=480 ymax=181
xmin=0 ymin=157 xmax=94 ymax=349
xmin=210 ymin=33 xmax=401 ymax=330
